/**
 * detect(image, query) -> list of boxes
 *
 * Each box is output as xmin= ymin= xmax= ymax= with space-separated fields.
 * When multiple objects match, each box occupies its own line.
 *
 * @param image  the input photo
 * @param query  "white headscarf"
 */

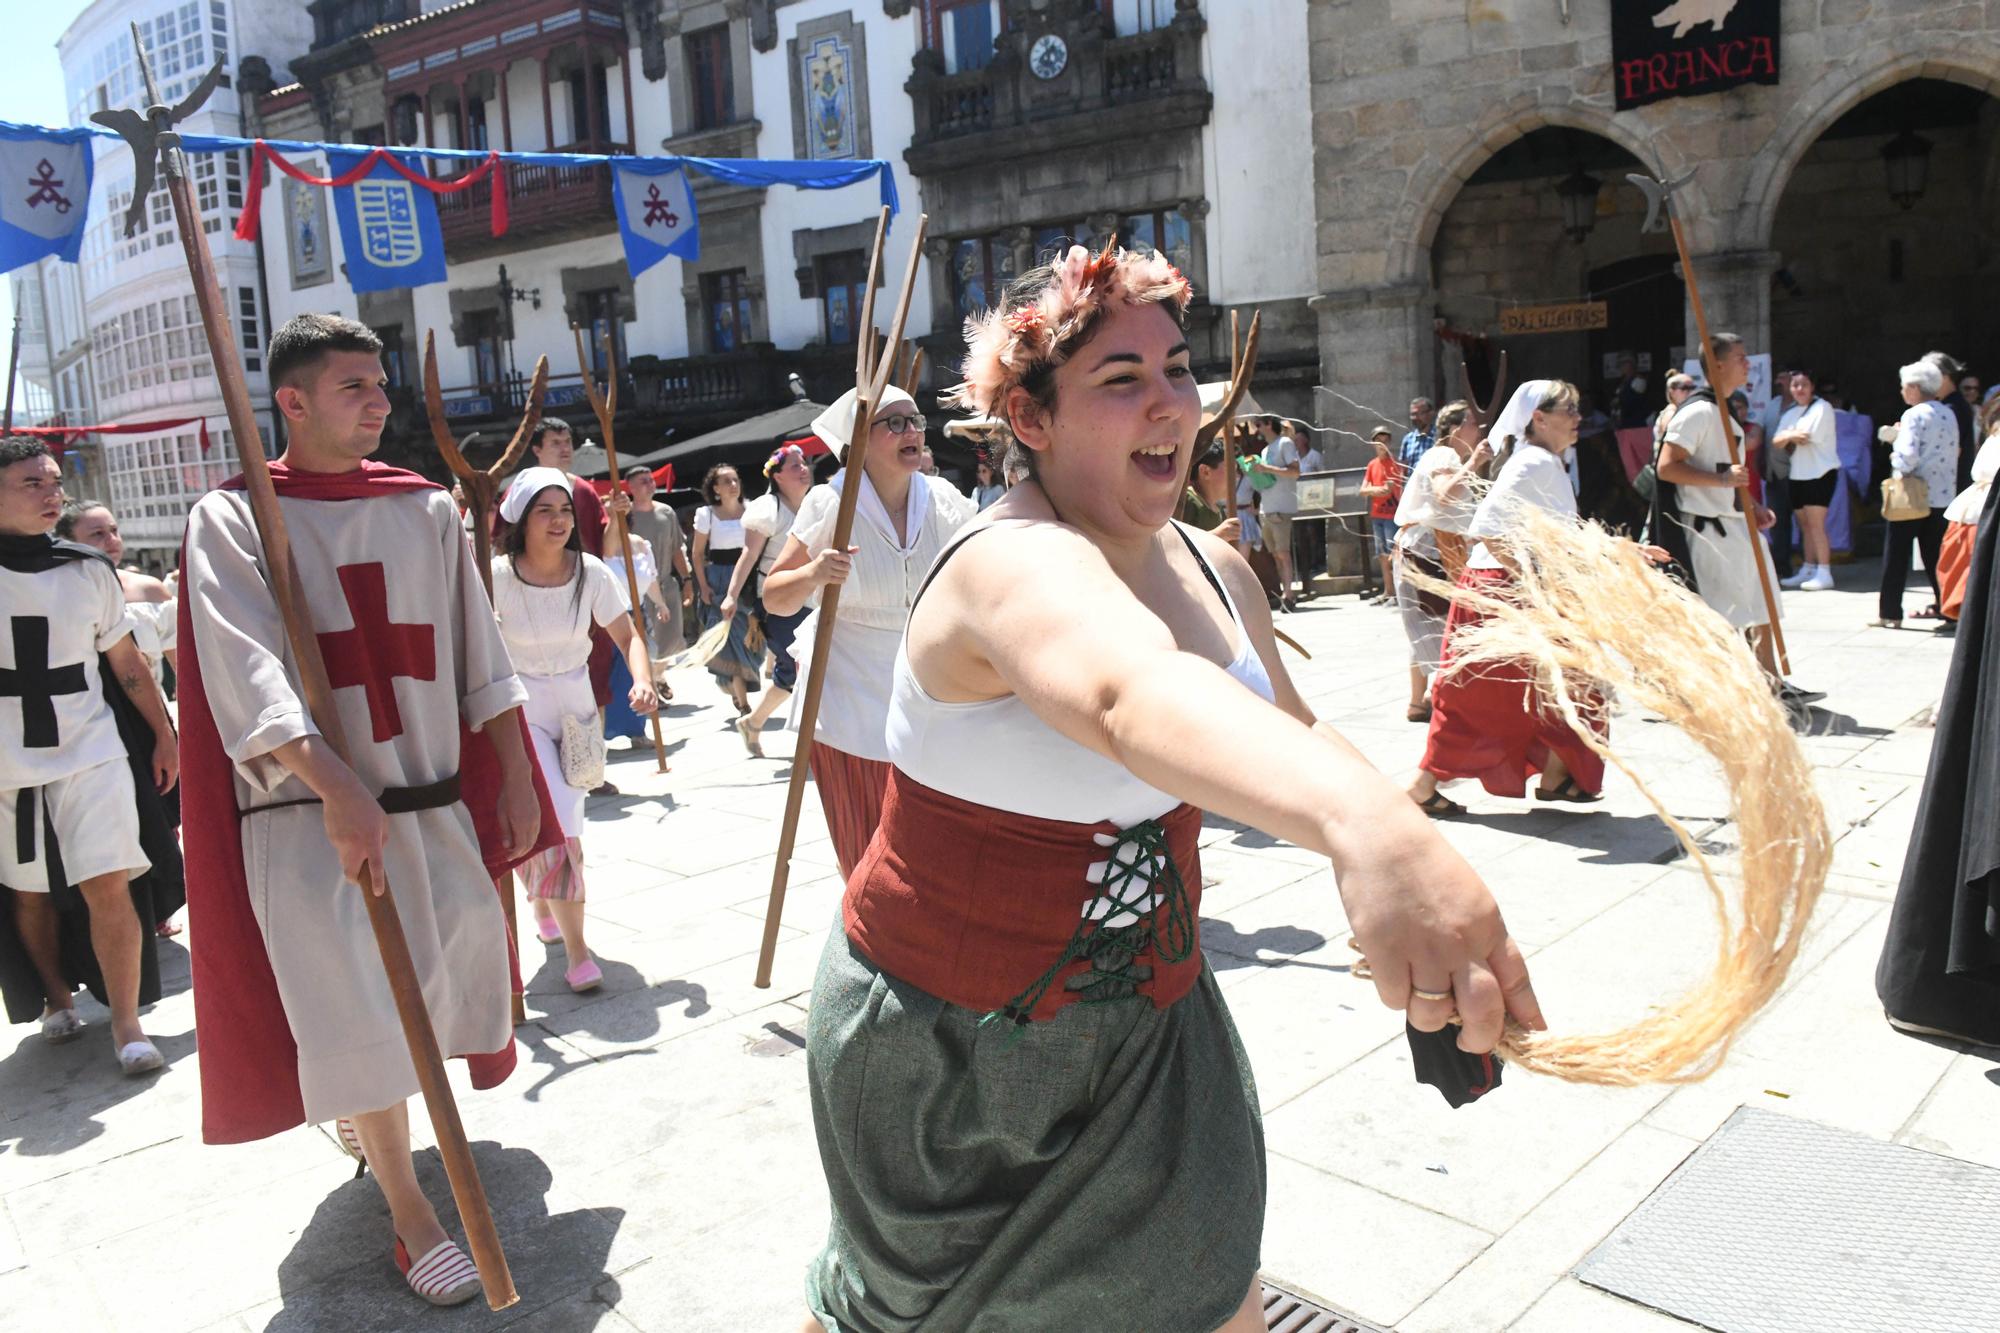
xmin=498 ymin=466 xmax=573 ymax=524
xmin=1485 ymin=379 xmax=1555 ymax=451
xmin=810 ymin=384 xmax=919 ymax=453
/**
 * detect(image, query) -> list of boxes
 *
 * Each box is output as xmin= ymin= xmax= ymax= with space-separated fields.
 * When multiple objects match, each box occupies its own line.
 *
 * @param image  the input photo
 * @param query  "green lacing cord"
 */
xmin=980 ymin=818 xmax=1194 ymax=1040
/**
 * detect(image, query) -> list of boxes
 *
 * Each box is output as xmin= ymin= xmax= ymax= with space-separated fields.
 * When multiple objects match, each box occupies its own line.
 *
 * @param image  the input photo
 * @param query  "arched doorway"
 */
xmin=1428 ymin=127 xmax=1680 ymax=530
xmin=1769 ymin=77 xmax=1999 ymax=430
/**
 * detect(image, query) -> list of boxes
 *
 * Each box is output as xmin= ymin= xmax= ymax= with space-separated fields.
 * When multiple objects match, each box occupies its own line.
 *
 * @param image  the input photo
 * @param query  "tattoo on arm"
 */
xmin=117 ymin=667 xmax=149 ymax=697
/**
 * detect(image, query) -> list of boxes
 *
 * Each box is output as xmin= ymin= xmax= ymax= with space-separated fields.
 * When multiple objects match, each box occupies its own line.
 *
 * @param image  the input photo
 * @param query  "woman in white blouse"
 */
xmin=1773 ymin=370 xmax=1841 ymax=592
xmin=691 ymin=463 xmax=763 ymax=712
xmin=1936 ymin=398 xmax=1999 ymax=622
xmin=491 ymin=469 xmax=657 ymax=994
xmin=1391 ymin=400 xmax=1488 ymax=722
xmin=721 ymin=443 xmax=816 ymax=756
xmin=761 ymin=386 xmax=970 ymax=876
xmin=1875 ymin=359 xmax=1962 ymax=628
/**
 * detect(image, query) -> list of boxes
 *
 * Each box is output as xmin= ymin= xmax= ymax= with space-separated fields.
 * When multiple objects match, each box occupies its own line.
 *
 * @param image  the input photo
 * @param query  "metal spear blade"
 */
xmin=90 ymin=37 xmax=225 ymax=238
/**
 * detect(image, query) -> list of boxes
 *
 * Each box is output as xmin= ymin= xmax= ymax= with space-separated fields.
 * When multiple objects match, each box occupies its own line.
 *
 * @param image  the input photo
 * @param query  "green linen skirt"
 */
xmin=804 ymin=925 xmax=1266 ymax=1332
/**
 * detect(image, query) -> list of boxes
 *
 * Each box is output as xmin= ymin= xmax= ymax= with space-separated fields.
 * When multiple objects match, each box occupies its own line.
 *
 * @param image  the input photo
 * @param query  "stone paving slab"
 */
xmin=3 ymin=567 xmax=1995 ymax=1331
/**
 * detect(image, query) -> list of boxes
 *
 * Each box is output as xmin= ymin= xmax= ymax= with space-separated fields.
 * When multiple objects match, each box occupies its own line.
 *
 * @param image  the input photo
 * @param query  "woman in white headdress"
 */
xmin=759 ymin=386 xmax=970 ymax=877
xmin=490 ymin=468 xmax=657 ymax=993
xmin=1407 ymin=380 xmax=1609 ymax=817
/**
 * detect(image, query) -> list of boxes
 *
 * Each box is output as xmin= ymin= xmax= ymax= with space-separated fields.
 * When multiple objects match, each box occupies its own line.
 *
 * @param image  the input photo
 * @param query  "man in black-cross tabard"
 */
xmin=0 ymin=436 xmax=177 ymax=1073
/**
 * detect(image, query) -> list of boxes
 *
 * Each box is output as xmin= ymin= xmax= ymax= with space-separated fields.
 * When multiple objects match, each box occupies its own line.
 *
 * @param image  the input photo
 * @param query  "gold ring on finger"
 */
xmin=1410 ymin=986 xmax=1453 ymax=1003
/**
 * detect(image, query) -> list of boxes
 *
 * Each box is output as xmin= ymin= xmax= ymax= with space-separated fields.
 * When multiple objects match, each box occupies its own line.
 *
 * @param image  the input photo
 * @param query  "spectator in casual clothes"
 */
xmin=1248 ymin=415 xmax=1302 ymax=611
xmin=1935 ymin=397 xmax=1999 ymax=622
xmin=1774 ymin=371 xmax=1840 ymax=591
xmin=1398 ymin=397 xmax=1436 ymax=471
xmin=1874 ymin=359 xmax=1962 ymax=628
xmin=1360 ymin=426 xmax=1405 ymax=603
xmin=1611 ymin=354 xmax=1649 ymax=429
xmin=1925 ymin=351 xmax=1977 ymax=496
xmin=1292 ymin=422 xmax=1325 ymax=590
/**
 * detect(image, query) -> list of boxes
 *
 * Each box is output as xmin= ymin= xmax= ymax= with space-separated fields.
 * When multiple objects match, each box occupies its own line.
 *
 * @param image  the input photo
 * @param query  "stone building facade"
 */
xmin=1308 ymin=0 xmax=2000 ymax=464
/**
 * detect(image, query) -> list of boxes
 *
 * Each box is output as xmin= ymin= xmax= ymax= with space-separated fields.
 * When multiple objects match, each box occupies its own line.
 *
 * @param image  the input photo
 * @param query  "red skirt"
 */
xmin=1421 ymin=566 xmax=1607 ymax=797
xmin=810 ymin=742 xmax=893 ymax=880
xmin=1938 ymin=520 xmax=1976 ymax=622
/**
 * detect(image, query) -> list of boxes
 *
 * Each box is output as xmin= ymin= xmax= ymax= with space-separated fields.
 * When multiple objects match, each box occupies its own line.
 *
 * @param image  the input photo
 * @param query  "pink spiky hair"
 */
xmin=943 ymin=240 xmax=1193 ymax=421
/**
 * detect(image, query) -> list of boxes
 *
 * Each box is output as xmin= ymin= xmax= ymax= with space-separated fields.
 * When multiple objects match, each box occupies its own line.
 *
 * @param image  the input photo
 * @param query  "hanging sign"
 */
xmin=1613 ymin=0 xmax=1781 ymax=111
xmin=612 ymin=161 xmax=700 ymax=277
xmin=326 ymin=147 xmax=449 ymax=293
xmin=0 ymin=126 xmax=92 ymax=272
xmin=1499 ymin=301 xmax=1608 ymax=336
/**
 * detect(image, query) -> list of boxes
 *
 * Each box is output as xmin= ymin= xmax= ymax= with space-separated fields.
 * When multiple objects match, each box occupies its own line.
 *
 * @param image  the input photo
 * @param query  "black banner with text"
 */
xmin=1613 ymin=0 xmax=1781 ymax=111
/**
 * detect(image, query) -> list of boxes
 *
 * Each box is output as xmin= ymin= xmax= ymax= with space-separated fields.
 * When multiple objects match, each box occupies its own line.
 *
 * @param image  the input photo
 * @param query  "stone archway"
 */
xmin=1763 ymin=74 xmax=2000 ymax=430
xmin=1744 ymin=42 xmax=2000 ymax=248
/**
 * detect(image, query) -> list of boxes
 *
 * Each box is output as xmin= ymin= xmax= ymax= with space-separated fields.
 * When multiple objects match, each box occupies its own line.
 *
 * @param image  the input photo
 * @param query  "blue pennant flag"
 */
xmin=612 ymin=160 xmax=699 ymax=277
xmin=327 ymin=148 xmax=447 ymax=293
xmin=0 ymin=125 xmax=93 ymax=274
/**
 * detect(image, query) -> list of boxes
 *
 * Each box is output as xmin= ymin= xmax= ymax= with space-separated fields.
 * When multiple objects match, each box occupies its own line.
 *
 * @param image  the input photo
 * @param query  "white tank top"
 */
xmin=887 ymin=521 xmax=1277 ymax=828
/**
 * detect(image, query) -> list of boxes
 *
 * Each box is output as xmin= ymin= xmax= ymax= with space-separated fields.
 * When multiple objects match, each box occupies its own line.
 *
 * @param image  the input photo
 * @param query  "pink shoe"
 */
xmin=564 ymin=958 xmax=603 ymax=993
xmin=536 ymin=916 xmax=562 ymax=945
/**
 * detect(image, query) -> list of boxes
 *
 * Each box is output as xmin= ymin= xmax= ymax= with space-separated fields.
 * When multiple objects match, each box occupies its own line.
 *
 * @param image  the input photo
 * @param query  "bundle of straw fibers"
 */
xmin=1422 ymin=508 xmax=1832 ymax=1086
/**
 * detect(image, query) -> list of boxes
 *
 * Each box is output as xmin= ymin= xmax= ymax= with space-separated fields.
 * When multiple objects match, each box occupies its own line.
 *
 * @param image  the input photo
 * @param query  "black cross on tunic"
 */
xmin=0 ymin=616 xmax=89 ymax=749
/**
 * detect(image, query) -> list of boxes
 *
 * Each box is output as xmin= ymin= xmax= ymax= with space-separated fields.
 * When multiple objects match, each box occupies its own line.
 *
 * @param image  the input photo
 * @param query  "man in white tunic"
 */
xmin=180 ymin=315 xmax=541 ymax=1306
xmin=1660 ymin=333 xmax=1822 ymax=711
xmin=0 ymin=437 xmax=176 ymax=1072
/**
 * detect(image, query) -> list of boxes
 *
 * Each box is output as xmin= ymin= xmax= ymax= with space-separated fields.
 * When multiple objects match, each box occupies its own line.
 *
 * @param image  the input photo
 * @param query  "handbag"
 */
xmin=559 ymin=711 xmax=606 ymax=791
xmin=1881 ymin=473 xmax=1929 ymax=522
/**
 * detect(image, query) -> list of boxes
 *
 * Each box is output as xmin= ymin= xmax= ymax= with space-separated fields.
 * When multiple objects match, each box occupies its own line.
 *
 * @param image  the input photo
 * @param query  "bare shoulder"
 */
xmin=119 ymin=569 xmax=172 ymax=603
xmin=1179 ymin=522 xmax=1265 ymax=608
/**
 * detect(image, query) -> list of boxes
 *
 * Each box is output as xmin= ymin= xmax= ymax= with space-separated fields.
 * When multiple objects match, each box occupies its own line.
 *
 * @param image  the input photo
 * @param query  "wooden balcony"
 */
xmin=436 ymin=149 xmax=624 ymax=262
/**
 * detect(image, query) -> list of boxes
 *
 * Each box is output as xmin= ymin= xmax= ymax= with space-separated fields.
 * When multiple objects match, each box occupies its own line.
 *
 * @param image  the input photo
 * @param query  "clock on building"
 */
xmin=1029 ymin=32 xmax=1069 ymax=80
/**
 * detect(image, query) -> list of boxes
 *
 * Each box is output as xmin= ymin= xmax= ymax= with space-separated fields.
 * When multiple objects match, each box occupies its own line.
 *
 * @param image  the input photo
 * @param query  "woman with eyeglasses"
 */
xmin=761 ymin=386 xmax=970 ymax=876
xmin=720 ymin=443 xmax=817 ymax=756
xmin=691 ymin=463 xmax=762 ymax=714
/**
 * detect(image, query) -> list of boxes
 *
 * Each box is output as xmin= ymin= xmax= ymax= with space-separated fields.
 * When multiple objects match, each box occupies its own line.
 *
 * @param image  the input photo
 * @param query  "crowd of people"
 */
xmin=3 ymin=274 xmax=1992 ymax=1324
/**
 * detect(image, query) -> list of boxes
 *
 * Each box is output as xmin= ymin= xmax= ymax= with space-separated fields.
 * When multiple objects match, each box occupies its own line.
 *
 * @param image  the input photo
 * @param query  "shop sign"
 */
xmin=1499 ymin=301 xmax=1609 ymax=336
xmin=1613 ymin=1 xmax=1781 ymax=111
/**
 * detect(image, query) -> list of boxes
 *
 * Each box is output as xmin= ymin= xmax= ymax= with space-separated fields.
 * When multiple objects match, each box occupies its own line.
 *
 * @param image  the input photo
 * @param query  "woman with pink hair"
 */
xmin=797 ymin=244 xmax=1539 ymax=1332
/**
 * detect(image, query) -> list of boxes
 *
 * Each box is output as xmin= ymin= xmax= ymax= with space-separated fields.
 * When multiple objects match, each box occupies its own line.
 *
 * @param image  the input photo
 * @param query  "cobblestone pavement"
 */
xmin=2 ymin=559 xmax=1991 ymax=1332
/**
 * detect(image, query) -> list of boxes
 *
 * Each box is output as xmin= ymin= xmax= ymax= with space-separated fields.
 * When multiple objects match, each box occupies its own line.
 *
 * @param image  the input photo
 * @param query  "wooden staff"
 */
xmin=755 ymin=205 xmax=926 ymax=988
xmin=423 ymin=334 xmax=547 ymax=1026
xmin=1632 ymin=170 xmax=1792 ymax=676
xmin=1193 ymin=311 xmax=1261 ymax=528
xmin=3 ymin=311 xmax=21 ymax=433
xmin=96 ymin=28 xmax=517 ymax=1309
xmin=1459 ymin=348 xmax=1510 ymax=430
xmin=573 ymin=327 xmax=669 ymax=773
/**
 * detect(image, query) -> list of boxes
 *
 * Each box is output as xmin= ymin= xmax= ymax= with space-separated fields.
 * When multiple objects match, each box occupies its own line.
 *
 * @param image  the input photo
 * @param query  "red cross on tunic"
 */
xmin=315 ymin=562 xmax=436 ymax=744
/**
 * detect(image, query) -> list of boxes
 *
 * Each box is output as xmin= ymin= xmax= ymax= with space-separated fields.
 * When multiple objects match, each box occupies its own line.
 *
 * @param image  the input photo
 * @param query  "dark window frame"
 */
xmin=686 ymin=25 xmax=735 ymax=131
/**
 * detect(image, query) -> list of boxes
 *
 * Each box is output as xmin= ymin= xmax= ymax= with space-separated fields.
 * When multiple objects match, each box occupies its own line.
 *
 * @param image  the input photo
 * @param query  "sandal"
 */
xmin=1406 ymin=704 xmax=1433 ymax=723
xmin=736 ymin=716 xmax=765 ymax=758
xmin=40 ymin=1007 xmax=84 ymax=1045
xmin=117 ymin=1039 xmax=165 ymax=1075
xmin=565 ymin=958 xmax=603 ymax=993
xmin=1867 ymin=618 xmax=1904 ymax=630
xmin=395 ymin=1237 xmax=482 ymax=1307
xmin=1535 ymin=776 xmax=1602 ymax=804
xmin=1411 ymin=791 xmax=1464 ymax=818
xmin=1913 ymin=604 xmax=1942 ymax=620
xmin=155 ymin=918 xmax=182 ymax=938
xmin=332 ymin=1117 xmax=367 ymax=1165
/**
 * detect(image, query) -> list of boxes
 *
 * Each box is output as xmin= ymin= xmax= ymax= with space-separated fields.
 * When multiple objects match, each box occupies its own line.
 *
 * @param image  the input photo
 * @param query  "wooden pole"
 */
xmin=573 ymin=327 xmax=669 ymax=773
xmin=112 ymin=26 xmax=517 ymax=1309
xmin=755 ymin=206 xmax=926 ymax=988
xmin=3 ymin=311 xmax=21 ymax=434
xmin=423 ymin=332 xmax=547 ymax=1027
xmin=1662 ymin=217 xmax=1791 ymax=675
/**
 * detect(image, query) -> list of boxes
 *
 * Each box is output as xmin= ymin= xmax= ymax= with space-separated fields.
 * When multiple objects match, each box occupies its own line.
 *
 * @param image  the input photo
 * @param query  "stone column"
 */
xmin=1681 ymin=249 xmax=1780 ymax=361
xmin=1308 ymin=281 xmax=1428 ymax=470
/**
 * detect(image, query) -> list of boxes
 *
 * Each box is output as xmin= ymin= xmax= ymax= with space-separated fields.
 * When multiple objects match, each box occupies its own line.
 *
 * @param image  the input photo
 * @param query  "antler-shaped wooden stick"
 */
xmin=756 ymin=205 xmax=928 ymax=988
xmin=424 ymin=332 xmax=547 ymax=1027
xmin=1460 ymin=347 xmax=1509 ymax=430
xmin=896 ymin=343 xmax=926 ymax=397
xmin=1189 ymin=309 xmax=1263 ymax=524
xmin=573 ymin=327 xmax=670 ymax=774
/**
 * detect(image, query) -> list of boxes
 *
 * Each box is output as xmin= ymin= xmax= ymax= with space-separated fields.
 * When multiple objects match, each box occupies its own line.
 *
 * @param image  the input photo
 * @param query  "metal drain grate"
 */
xmin=1261 ymin=1278 xmax=1390 ymax=1333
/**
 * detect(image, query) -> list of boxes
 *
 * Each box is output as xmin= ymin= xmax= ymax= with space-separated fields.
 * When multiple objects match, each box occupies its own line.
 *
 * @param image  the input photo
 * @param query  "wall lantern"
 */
xmin=1556 ymin=168 xmax=1602 ymax=244
xmin=1880 ymin=129 xmax=1932 ymax=211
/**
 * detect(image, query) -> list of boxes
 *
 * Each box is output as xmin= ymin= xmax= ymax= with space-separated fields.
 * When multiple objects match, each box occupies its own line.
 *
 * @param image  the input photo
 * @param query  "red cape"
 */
xmin=179 ymin=460 xmax=562 ymax=1144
